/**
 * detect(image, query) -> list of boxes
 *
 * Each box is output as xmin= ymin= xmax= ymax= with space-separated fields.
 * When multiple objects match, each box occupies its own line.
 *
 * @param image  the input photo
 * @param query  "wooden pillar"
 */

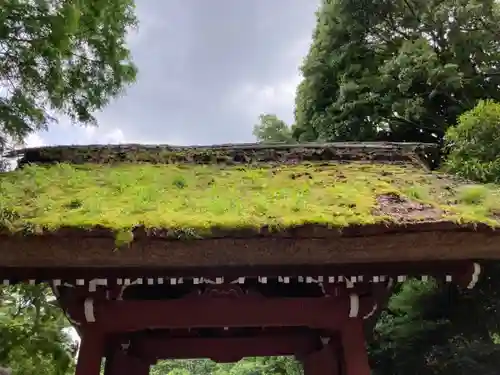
xmin=339 ymin=319 xmax=371 ymax=375
xmin=104 ymin=348 xmax=150 ymax=375
xmin=301 ymin=340 xmax=340 ymax=375
xmin=75 ymin=331 xmax=104 ymax=375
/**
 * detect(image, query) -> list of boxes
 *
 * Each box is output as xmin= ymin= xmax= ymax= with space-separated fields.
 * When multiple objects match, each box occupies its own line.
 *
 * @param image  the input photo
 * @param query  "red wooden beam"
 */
xmin=72 ymin=297 xmax=351 ymax=332
xmin=132 ymin=333 xmax=319 ymax=362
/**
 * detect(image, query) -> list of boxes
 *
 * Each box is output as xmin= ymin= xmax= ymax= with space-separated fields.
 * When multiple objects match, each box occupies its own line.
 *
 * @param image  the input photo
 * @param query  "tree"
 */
xmin=0 ymin=284 xmax=76 ymax=375
xmin=294 ymin=0 xmax=380 ymax=142
xmin=0 ymin=0 xmax=138 ymax=149
xmin=444 ymin=100 xmax=500 ymax=183
xmin=151 ymin=357 xmax=302 ymax=375
xmin=370 ymin=265 xmax=500 ymax=375
xmin=0 ymin=2 xmax=137 ymax=372
xmin=295 ymin=0 xmax=500 ymax=144
xmin=252 ymin=114 xmax=294 ymax=143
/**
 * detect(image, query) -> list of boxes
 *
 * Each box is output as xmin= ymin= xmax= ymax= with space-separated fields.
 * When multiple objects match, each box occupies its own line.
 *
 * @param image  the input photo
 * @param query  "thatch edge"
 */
xmin=0 ymin=221 xmax=499 ymax=270
xmin=0 ymin=220 xmax=497 ymax=241
xmin=4 ymin=142 xmax=440 ymax=169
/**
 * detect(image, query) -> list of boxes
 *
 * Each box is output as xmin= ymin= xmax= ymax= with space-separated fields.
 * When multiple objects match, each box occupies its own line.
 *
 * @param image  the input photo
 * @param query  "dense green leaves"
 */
xmin=252 ymin=114 xmax=294 ymax=143
xmin=295 ymin=0 xmax=500 ymax=143
xmin=0 ymin=0 xmax=137 ymax=149
xmin=0 ymin=285 xmax=75 ymax=375
xmin=370 ymin=266 xmax=500 ymax=375
xmin=151 ymin=357 xmax=302 ymax=375
xmin=445 ymin=100 xmax=500 ymax=183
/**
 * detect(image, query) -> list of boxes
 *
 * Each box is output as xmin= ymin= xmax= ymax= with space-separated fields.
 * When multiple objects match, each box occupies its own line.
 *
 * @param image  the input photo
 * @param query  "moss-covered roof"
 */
xmin=0 ymin=143 xmax=499 ymax=237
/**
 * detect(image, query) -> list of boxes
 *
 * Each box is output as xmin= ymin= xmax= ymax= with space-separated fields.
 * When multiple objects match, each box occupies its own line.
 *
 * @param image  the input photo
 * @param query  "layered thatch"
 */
xmin=7 ymin=142 xmax=437 ymax=166
xmin=0 ymin=143 xmax=500 ymax=271
xmin=0 ymin=142 xmax=499 ymax=237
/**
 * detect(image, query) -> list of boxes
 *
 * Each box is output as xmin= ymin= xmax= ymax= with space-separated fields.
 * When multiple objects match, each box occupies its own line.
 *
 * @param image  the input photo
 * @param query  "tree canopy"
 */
xmin=0 ymin=0 xmax=138 ymax=149
xmin=252 ymin=114 xmax=294 ymax=143
xmin=294 ymin=0 xmax=500 ymax=144
xmin=151 ymin=357 xmax=302 ymax=375
xmin=0 ymin=285 xmax=75 ymax=375
xmin=444 ymin=100 xmax=500 ymax=183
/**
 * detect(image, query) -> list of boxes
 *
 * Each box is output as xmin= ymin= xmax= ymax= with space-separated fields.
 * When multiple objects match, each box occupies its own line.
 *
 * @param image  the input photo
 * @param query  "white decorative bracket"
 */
xmin=349 ymin=293 xmax=360 ymax=318
xmin=467 ymin=263 xmax=481 ymax=289
xmin=84 ymin=298 xmax=96 ymax=323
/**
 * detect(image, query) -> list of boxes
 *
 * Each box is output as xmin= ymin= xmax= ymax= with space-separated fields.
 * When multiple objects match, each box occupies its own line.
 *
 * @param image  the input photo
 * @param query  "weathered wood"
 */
xmin=0 ymin=225 xmax=497 ymax=270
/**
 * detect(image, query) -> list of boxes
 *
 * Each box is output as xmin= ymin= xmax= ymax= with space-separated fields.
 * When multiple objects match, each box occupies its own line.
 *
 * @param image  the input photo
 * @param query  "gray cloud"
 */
xmin=37 ymin=0 xmax=319 ymax=146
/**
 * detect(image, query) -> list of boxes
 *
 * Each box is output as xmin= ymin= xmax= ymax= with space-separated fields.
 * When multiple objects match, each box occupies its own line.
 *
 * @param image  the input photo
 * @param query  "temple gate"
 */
xmin=1 ymin=143 xmax=498 ymax=375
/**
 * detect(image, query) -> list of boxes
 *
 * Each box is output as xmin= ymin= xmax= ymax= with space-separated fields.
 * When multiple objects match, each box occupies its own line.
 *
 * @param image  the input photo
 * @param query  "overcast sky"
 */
xmin=26 ymin=0 xmax=319 ymax=148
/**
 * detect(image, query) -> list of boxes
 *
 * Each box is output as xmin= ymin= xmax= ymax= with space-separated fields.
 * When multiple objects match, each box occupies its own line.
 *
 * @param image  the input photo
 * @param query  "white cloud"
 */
xmin=8 ymin=2 xmax=319 ymax=147
xmin=228 ymin=35 xmax=311 ymax=126
xmin=101 ymin=128 xmax=126 ymax=144
xmin=25 ymin=133 xmax=46 ymax=148
xmin=233 ymin=74 xmax=301 ymax=124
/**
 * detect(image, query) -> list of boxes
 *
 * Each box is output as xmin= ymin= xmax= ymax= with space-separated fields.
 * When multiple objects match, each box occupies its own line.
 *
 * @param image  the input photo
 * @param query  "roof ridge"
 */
xmin=6 ymin=142 xmax=439 ymax=169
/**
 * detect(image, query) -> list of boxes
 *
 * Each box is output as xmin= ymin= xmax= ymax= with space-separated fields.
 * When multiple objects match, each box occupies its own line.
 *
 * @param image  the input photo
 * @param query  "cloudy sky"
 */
xmin=26 ymin=0 xmax=319 ymax=148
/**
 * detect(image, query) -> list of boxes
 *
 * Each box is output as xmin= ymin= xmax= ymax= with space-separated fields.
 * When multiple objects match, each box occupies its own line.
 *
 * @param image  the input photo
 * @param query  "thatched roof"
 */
xmin=1 ymin=142 xmax=498 ymax=234
xmin=0 ymin=142 xmax=499 ymax=272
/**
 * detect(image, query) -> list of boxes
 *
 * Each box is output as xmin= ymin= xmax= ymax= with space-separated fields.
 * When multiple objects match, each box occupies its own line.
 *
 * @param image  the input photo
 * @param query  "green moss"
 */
xmin=0 ymin=162 xmax=499 ymax=234
xmin=457 ymin=185 xmax=490 ymax=205
xmin=403 ymin=185 xmax=431 ymax=201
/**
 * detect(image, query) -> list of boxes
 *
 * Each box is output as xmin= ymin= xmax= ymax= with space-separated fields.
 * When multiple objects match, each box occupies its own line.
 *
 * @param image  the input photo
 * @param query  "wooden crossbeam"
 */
xmin=70 ymin=296 xmax=356 ymax=332
xmin=132 ymin=333 xmax=319 ymax=362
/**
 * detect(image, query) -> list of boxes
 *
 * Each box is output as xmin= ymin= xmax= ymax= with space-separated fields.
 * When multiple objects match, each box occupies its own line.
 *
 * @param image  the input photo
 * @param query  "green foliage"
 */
xmin=445 ymin=100 xmax=500 ymax=183
xmin=371 ymin=264 xmax=500 ymax=375
xmin=0 ymin=285 xmax=76 ymax=375
xmin=252 ymin=114 xmax=294 ymax=143
xmin=295 ymin=0 xmax=500 ymax=143
xmin=151 ymin=357 xmax=302 ymax=375
xmin=0 ymin=0 xmax=138 ymax=149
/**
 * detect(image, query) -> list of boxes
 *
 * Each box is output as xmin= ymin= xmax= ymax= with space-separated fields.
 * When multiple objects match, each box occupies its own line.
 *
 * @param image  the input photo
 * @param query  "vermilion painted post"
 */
xmin=340 ymin=319 xmax=371 ymax=375
xmin=75 ymin=331 xmax=104 ymax=375
xmin=104 ymin=349 xmax=150 ymax=375
xmin=302 ymin=343 xmax=340 ymax=375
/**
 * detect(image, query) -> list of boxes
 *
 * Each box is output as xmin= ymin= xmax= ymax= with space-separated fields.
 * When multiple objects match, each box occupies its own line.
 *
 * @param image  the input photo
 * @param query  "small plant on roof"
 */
xmin=114 ymin=229 xmax=134 ymax=249
xmin=172 ymin=175 xmax=187 ymax=189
